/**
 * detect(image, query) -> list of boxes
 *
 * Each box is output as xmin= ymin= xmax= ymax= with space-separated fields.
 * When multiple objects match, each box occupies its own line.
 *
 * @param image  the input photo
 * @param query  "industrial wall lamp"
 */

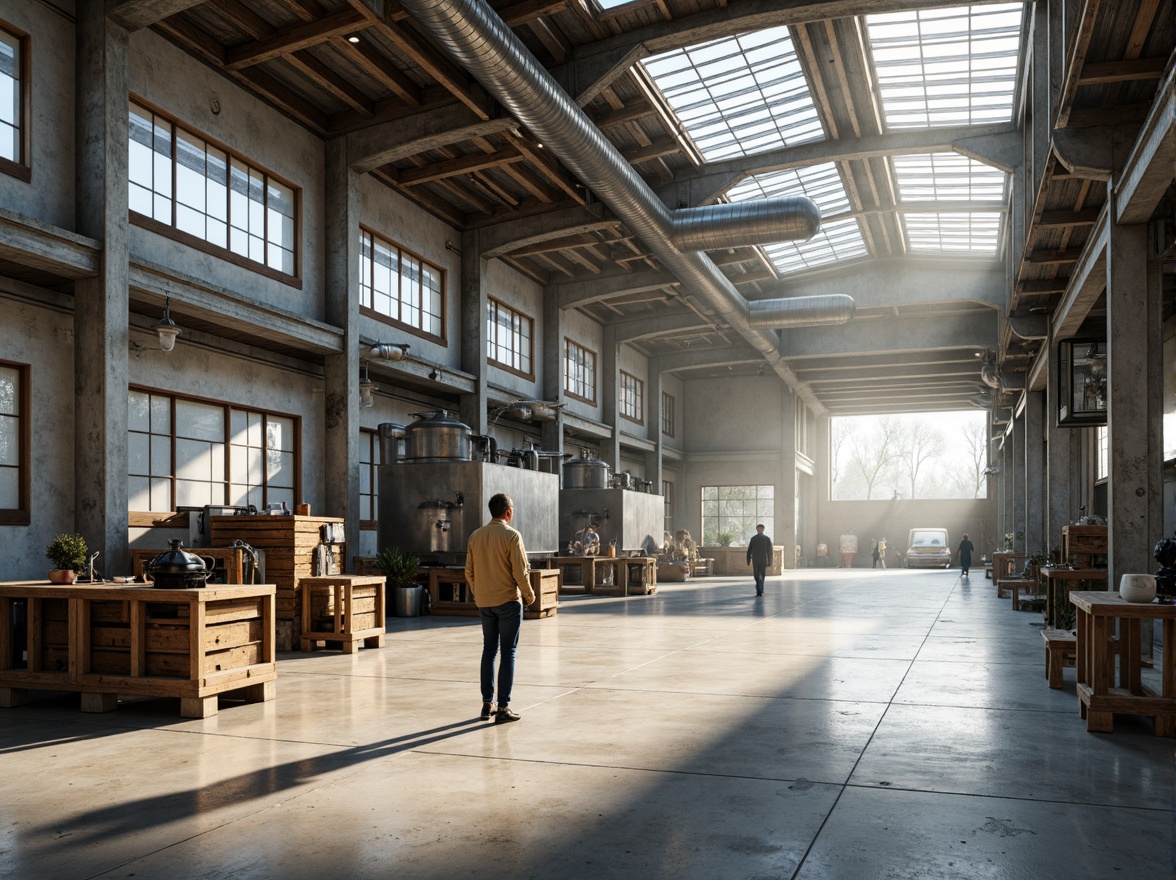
xmin=155 ymin=297 xmax=181 ymax=351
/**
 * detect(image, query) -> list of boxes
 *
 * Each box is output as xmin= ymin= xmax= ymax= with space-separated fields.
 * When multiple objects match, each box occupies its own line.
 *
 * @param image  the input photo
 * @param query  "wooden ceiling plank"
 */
xmin=564 ymin=249 xmax=603 ymax=274
xmin=510 ymin=233 xmax=599 ymax=257
xmin=503 ymin=132 xmax=586 ymax=203
xmin=333 ymin=36 xmax=421 ymax=106
xmin=1037 ymin=208 xmax=1100 ymax=227
xmin=397 ymin=148 xmax=524 ymax=186
xmin=1026 ymin=247 xmax=1083 ymax=264
xmin=225 ymin=8 xmax=368 ymax=69
xmin=527 ymin=19 xmax=570 ymax=64
xmin=287 ymin=50 xmax=374 ymax=115
xmin=494 ymin=0 xmax=569 ymax=27
xmin=622 ymin=138 xmax=680 ymax=163
xmin=154 ymin=16 xmax=227 ymax=66
xmin=346 ymin=0 xmax=489 ymax=120
xmin=591 ymin=99 xmax=655 ymax=128
xmin=207 ymin=0 xmax=274 ymax=40
xmin=371 ymin=167 xmax=467 ymax=226
xmin=279 ymin=0 xmax=325 ymax=23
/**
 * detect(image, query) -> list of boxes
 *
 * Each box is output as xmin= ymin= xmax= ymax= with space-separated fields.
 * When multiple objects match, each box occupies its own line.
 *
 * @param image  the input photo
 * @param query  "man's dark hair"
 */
xmin=489 ymin=493 xmax=513 ymax=518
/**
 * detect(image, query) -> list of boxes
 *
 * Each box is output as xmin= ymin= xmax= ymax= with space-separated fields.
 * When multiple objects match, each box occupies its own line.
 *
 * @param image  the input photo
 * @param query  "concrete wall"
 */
xmin=683 ymin=375 xmax=781 ymax=453
xmin=661 ymin=372 xmax=684 ymax=453
xmin=127 ymin=30 xmax=326 ymax=320
xmin=0 ymin=299 xmax=76 ymax=579
xmin=0 ymin=0 xmax=75 ymax=229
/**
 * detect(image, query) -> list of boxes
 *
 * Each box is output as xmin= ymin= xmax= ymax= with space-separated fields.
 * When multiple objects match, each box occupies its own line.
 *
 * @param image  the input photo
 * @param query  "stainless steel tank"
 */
xmin=403 ymin=410 xmax=471 ymax=462
xmin=563 ymin=453 xmax=610 ymax=489
xmin=560 ymin=487 xmax=664 ymax=555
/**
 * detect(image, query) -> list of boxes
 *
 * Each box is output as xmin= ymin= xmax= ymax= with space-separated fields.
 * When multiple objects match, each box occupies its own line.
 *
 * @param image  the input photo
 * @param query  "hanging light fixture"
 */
xmin=155 ymin=297 xmax=181 ymax=352
xmin=359 ymin=362 xmax=377 ymax=408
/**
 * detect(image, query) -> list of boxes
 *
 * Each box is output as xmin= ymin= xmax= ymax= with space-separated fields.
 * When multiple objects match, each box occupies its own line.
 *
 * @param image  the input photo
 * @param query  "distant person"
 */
xmin=747 ymin=524 xmax=773 ymax=597
xmin=871 ymin=539 xmax=881 ymax=568
xmin=957 ymin=534 xmax=975 ymax=578
xmin=465 ymin=493 xmax=535 ymax=724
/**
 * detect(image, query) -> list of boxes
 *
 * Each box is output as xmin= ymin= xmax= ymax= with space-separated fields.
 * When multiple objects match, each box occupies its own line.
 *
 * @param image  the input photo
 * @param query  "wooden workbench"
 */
xmin=0 ymin=581 xmax=276 ymax=718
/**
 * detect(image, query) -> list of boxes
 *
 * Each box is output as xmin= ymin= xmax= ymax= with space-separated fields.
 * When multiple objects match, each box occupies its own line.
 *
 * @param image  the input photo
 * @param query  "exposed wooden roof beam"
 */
xmin=1037 ymin=208 xmax=1100 ymax=227
xmin=332 ymin=36 xmax=422 ymax=106
xmin=501 ymin=132 xmax=585 ymax=203
xmin=207 ymin=0 xmax=274 ymax=40
xmin=394 ymin=148 xmax=524 ymax=186
xmin=1056 ymin=0 xmax=1102 ymax=129
xmin=1026 ymin=248 xmax=1083 ymax=265
xmin=622 ymin=138 xmax=681 ymax=164
xmin=226 ymin=9 xmax=367 ymax=69
xmin=287 ymin=50 xmax=374 ymax=116
xmin=493 ymin=0 xmax=570 ymax=26
xmin=1078 ymin=56 xmax=1168 ymax=85
xmin=111 ymin=0 xmax=207 ymax=30
xmin=591 ymin=99 xmax=655 ymax=129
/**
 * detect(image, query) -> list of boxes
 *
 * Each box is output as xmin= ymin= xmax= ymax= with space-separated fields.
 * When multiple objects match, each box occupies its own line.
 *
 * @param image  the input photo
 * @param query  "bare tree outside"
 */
xmin=848 ymin=415 xmax=903 ymax=500
xmin=898 ymin=419 xmax=946 ymax=498
xmin=832 ymin=411 xmax=989 ymax=500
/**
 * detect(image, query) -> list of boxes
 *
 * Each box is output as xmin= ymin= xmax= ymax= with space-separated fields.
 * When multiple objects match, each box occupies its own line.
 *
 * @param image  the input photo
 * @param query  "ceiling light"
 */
xmin=348 ymin=35 xmax=360 ymax=43
xmin=155 ymin=297 xmax=180 ymax=352
xmin=368 ymin=342 xmax=410 ymax=361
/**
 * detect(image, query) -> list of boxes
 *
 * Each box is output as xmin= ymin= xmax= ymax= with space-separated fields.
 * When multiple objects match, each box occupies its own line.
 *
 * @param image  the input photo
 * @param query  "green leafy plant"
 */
xmin=375 ymin=546 xmax=421 ymax=588
xmin=45 ymin=533 xmax=87 ymax=572
xmin=716 ymin=531 xmax=735 ymax=547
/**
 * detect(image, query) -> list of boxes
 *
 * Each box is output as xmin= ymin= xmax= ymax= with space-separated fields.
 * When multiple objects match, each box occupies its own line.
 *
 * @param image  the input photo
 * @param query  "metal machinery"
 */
xmin=559 ymin=452 xmax=664 ymax=555
xmin=377 ymin=412 xmax=560 ymax=565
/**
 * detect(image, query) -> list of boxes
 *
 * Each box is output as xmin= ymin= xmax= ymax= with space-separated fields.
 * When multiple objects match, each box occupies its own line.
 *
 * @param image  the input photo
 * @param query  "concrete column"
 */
xmin=1045 ymin=336 xmax=1075 ymax=555
xmin=644 ymin=362 xmax=663 ymax=489
xmin=74 ymin=6 xmax=130 ymax=574
xmin=779 ymin=389 xmax=797 ymax=570
xmin=1011 ymin=417 xmax=1026 ymax=551
xmin=1023 ymin=390 xmax=1045 ymax=554
xmin=459 ymin=230 xmax=488 ymax=435
xmin=601 ymin=325 xmax=619 ymax=470
xmin=1105 ymin=214 xmax=1161 ymax=587
xmin=324 ymin=140 xmax=360 ymax=549
xmin=539 ymin=286 xmax=564 ymax=455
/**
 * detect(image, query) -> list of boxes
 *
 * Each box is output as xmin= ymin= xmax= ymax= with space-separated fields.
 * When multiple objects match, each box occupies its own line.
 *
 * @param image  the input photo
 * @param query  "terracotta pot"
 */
xmin=48 ymin=570 xmax=78 ymax=585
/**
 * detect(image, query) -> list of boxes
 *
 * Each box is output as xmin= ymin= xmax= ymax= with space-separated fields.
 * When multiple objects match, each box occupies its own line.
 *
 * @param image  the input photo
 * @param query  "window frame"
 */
xmin=360 ymin=426 xmax=379 ymax=530
xmin=359 ymin=225 xmax=447 ymax=344
xmin=486 ymin=296 xmax=535 ymax=379
xmin=128 ymin=96 xmax=302 ymax=287
xmin=0 ymin=360 xmax=30 ymax=526
xmin=700 ymin=484 xmax=775 ymax=546
xmin=127 ymin=385 xmax=302 ymax=519
xmin=661 ymin=390 xmax=675 ymax=437
xmin=619 ymin=370 xmax=644 ymax=424
xmin=0 ymin=18 xmax=30 ymax=182
xmin=564 ymin=337 xmax=597 ymax=404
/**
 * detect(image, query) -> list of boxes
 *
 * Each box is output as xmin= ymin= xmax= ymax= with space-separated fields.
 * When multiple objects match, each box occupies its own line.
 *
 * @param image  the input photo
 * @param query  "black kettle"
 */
xmin=146 ymin=540 xmax=217 ymax=589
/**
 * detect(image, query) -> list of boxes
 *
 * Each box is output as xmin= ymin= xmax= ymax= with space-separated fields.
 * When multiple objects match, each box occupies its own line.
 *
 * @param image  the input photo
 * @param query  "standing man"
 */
xmin=957 ymin=533 xmax=975 ymax=579
xmin=465 ymin=493 xmax=535 ymax=724
xmin=747 ymin=524 xmax=773 ymax=597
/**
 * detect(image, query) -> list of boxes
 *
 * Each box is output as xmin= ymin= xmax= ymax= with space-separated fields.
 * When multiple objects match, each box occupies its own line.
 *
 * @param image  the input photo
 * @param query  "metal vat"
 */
xmin=403 ymin=411 xmax=471 ymax=462
xmin=563 ymin=453 xmax=610 ymax=489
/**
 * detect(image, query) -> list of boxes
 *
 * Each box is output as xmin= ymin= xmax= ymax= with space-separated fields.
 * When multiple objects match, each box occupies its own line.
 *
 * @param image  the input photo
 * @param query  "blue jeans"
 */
xmin=480 ymin=601 xmax=522 ymax=706
xmin=751 ymin=562 xmax=766 ymax=594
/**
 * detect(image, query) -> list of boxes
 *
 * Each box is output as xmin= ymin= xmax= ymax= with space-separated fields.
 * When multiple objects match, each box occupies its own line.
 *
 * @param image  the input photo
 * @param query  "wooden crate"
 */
xmin=527 ymin=569 xmax=560 ymax=619
xmin=1062 ymin=525 xmax=1108 ymax=566
xmin=209 ymin=515 xmax=344 ymax=650
xmin=298 ymin=575 xmax=386 ymax=653
xmin=421 ymin=567 xmax=558 ymax=619
xmin=0 ymin=582 xmax=277 ymax=718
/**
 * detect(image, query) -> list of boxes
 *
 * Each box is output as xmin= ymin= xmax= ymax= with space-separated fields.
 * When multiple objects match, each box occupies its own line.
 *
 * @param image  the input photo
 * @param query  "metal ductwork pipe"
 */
xmin=398 ymin=0 xmax=854 ymax=386
xmin=670 ymin=199 xmax=822 ymax=251
xmin=749 ymin=295 xmax=855 ymax=329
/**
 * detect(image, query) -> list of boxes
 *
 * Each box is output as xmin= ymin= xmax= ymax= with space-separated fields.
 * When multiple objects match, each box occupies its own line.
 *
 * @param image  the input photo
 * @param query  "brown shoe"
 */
xmin=480 ymin=701 xmax=494 ymax=720
xmin=494 ymin=707 xmax=521 ymax=724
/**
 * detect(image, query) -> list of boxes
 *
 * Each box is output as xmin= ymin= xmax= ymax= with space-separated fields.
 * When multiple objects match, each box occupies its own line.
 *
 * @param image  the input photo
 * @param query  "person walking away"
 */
xmin=465 ymin=493 xmax=535 ymax=724
xmin=871 ymin=539 xmax=881 ymax=568
xmin=957 ymin=534 xmax=975 ymax=578
xmin=747 ymin=524 xmax=773 ymax=597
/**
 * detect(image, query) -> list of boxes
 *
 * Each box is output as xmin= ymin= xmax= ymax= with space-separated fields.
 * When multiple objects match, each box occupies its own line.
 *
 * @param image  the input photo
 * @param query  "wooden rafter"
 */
xmin=286 ymin=50 xmax=374 ymax=116
xmin=225 ymin=9 xmax=367 ymax=69
xmin=394 ymin=148 xmax=524 ymax=186
xmin=332 ymin=36 xmax=422 ymax=107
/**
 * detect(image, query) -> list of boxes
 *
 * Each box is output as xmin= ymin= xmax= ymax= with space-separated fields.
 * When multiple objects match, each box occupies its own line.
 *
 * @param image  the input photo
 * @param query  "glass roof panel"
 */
xmin=761 ymin=219 xmax=870 ymax=273
xmin=866 ymin=3 xmax=1024 ymax=129
xmin=642 ymin=27 xmax=824 ymax=160
xmin=903 ymin=212 xmax=1002 ymax=254
xmin=892 ymin=152 xmax=1007 ymax=201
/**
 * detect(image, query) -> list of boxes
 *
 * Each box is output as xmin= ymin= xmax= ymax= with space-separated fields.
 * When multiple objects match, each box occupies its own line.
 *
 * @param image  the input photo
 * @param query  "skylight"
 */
xmin=867 ymin=3 xmax=1024 ymax=129
xmin=728 ymin=164 xmax=868 ymax=273
xmin=642 ymin=27 xmax=823 ymax=161
xmin=893 ymin=153 xmax=1007 ymax=254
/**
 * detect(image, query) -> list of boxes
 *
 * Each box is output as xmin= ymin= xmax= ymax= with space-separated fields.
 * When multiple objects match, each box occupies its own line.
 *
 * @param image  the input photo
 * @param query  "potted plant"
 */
xmin=45 ymin=533 xmax=87 ymax=584
xmin=716 ymin=531 xmax=734 ymax=547
xmin=376 ymin=547 xmax=424 ymax=617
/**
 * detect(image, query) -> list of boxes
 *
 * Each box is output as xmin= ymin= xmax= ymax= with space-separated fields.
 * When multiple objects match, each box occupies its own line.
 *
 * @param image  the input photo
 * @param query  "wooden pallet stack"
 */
xmin=1062 ymin=525 xmax=1108 ymax=569
xmin=210 ymin=515 xmax=344 ymax=651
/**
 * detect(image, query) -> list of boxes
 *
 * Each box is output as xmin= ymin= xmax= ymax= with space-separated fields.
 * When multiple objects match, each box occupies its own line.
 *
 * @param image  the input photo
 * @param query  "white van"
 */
xmin=905 ymin=528 xmax=951 ymax=568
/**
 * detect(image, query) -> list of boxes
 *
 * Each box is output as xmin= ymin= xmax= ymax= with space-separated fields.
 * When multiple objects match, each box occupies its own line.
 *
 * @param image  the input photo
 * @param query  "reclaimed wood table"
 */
xmin=298 ymin=574 xmax=386 ymax=653
xmin=1068 ymin=591 xmax=1176 ymax=735
xmin=0 ymin=581 xmax=276 ymax=718
xmin=991 ymin=552 xmax=1026 ymax=598
xmin=1042 ymin=568 xmax=1107 ymax=628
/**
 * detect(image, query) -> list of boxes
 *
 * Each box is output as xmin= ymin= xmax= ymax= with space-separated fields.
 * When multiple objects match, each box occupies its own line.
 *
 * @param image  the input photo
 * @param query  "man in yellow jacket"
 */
xmin=465 ymin=493 xmax=535 ymax=723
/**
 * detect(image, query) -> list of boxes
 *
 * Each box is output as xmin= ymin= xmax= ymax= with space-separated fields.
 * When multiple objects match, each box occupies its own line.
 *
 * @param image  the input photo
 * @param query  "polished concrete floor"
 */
xmin=2 ymin=569 xmax=1172 ymax=879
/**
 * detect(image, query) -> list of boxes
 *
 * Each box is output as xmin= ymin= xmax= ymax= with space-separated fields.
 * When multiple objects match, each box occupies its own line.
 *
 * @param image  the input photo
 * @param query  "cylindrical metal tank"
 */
xmin=403 ymin=411 xmax=472 ymax=462
xmin=563 ymin=454 xmax=610 ymax=489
